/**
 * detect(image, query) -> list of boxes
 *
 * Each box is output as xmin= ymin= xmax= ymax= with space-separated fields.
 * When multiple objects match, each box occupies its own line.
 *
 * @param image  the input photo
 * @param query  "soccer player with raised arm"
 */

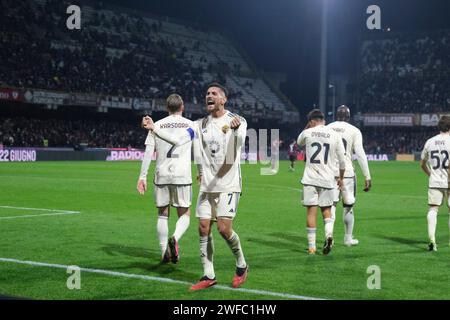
xmin=420 ymin=115 xmax=450 ymax=251
xmin=143 ymin=83 xmax=249 ymax=290
xmin=137 ymin=94 xmax=193 ymax=264
xmin=327 ymin=105 xmax=372 ymax=246
xmin=297 ymin=109 xmax=346 ymax=255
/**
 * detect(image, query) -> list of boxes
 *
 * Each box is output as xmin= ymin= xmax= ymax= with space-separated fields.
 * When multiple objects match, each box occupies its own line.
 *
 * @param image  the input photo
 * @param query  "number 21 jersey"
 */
xmin=297 ymin=125 xmax=346 ymax=189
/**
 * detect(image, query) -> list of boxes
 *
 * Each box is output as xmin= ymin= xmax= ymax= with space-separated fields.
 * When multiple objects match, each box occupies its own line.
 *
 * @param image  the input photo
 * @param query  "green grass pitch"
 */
xmin=0 ymin=160 xmax=449 ymax=300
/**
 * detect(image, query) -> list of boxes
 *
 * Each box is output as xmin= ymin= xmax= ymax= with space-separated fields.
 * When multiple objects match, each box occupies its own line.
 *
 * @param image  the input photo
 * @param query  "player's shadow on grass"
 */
xmin=269 ymin=232 xmax=305 ymax=244
xmin=246 ymin=232 xmax=306 ymax=253
xmin=102 ymin=243 xmax=157 ymax=259
xmin=374 ymin=234 xmax=424 ymax=249
xmin=101 ymin=243 xmax=198 ymax=280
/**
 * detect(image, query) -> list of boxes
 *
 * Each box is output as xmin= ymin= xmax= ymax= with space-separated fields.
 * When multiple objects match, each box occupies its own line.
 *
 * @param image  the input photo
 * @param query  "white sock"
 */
xmin=225 ymin=231 xmax=246 ymax=268
xmin=330 ymin=205 xmax=336 ymax=235
xmin=200 ymin=235 xmax=215 ymax=279
xmin=157 ymin=216 xmax=169 ymax=257
xmin=307 ymin=227 xmax=316 ymax=249
xmin=343 ymin=207 xmax=355 ymax=238
xmin=173 ymin=214 xmax=190 ymax=242
xmin=324 ymin=218 xmax=333 ymax=239
xmin=427 ymin=210 xmax=437 ymax=243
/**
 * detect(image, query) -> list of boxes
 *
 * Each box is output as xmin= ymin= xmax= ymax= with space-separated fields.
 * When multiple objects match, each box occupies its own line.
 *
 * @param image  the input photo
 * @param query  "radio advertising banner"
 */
xmin=106 ymin=148 xmax=154 ymax=161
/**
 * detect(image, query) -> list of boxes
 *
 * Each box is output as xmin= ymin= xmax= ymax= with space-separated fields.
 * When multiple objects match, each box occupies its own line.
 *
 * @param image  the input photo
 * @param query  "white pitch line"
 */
xmin=0 ymin=212 xmax=80 ymax=220
xmin=0 ymin=257 xmax=324 ymax=300
xmin=248 ymin=184 xmax=302 ymax=193
xmin=0 ymin=205 xmax=80 ymax=214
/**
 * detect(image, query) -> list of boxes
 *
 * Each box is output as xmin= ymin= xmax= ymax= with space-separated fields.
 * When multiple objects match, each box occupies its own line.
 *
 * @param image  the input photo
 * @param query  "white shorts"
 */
xmin=333 ymin=177 xmax=356 ymax=206
xmin=428 ymin=188 xmax=450 ymax=207
xmin=196 ymin=192 xmax=240 ymax=220
xmin=153 ymin=185 xmax=192 ymax=208
xmin=302 ymin=185 xmax=334 ymax=208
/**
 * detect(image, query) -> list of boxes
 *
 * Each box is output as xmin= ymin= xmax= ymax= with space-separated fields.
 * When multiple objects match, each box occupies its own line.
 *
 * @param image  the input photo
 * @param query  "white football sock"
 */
xmin=225 ymin=231 xmax=246 ymax=268
xmin=343 ymin=207 xmax=355 ymax=238
xmin=307 ymin=227 xmax=316 ymax=249
xmin=324 ymin=218 xmax=333 ymax=239
xmin=427 ymin=210 xmax=437 ymax=243
xmin=330 ymin=205 xmax=336 ymax=235
xmin=157 ymin=215 xmax=169 ymax=257
xmin=200 ymin=234 xmax=215 ymax=279
xmin=173 ymin=214 xmax=190 ymax=242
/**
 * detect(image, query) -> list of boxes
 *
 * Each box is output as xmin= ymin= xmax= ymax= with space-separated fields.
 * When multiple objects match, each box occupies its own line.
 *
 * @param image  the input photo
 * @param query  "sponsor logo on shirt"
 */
xmin=208 ymin=141 xmax=220 ymax=157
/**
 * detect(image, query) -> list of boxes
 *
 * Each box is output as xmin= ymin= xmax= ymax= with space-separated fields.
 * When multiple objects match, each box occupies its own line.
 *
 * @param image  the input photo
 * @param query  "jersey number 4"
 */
xmin=430 ymin=150 xmax=449 ymax=169
xmin=310 ymin=142 xmax=330 ymax=164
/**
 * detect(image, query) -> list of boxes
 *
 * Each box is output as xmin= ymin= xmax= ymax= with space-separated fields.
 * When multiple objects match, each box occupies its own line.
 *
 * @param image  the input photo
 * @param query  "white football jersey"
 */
xmin=297 ymin=125 xmax=346 ymax=189
xmin=421 ymin=133 xmax=450 ymax=189
xmin=195 ymin=110 xmax=246 ymax=193
xmin=145 ymin=115 xmax=193 ymax=185
xmin=327 ymin=121 xmax=371 ymax=179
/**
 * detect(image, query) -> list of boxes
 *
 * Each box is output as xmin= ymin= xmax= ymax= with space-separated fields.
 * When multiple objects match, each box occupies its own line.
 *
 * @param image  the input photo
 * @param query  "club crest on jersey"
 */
xmin=222 ymin=125 xmax=230 ymax=134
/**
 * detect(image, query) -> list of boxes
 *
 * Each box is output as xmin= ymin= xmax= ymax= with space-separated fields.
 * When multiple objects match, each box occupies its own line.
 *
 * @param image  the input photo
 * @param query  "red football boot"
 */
xmin=190 ymin=276 xmax=217 ymax=291
xmin=232 ymin=266 xmax=249 ymax=288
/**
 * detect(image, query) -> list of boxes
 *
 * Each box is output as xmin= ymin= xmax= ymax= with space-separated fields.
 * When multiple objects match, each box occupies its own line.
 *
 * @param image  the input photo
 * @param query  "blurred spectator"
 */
xmin=359 ymin=31 xmax=450 ymax=113
xmin=0 ymin=117 xmax=147 ymax=148
xmin=362 ymin=127 xmax=438 ymax=154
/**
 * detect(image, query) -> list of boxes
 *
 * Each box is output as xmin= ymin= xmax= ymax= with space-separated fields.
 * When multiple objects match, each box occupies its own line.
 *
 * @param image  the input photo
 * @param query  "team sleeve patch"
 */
xmin=187 ymin=127 xmax=195 ymax=140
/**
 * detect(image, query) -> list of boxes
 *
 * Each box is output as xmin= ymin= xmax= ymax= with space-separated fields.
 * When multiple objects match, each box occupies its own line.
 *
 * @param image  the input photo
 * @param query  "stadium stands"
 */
xmin=0 ymin=0 xmax=298 ymax=135
xmin=358 ymin=30 xmax=450 ymax=113
xmin=0 ymin=117 xmax=146 ymax=148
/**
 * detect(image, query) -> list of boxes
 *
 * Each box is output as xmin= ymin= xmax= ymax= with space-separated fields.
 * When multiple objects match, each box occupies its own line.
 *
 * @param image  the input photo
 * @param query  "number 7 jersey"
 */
xmin=421 ymin=133 xmax=450 ymax=188
xmin=297 ymin=125 xmax=346 ymax=189
xmin=145 ymin=115 xmax=193 ymax=185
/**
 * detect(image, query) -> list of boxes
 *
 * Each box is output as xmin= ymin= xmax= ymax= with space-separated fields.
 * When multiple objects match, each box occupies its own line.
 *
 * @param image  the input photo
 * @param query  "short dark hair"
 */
xmin=307 ymin=109 xmax=325 ymax=122
xmin=206 ymin=82 xmax=228 ymax=97
xmin=166 ymin=94 xmax=183 ymax=112
xmin=336 ymin=105 xmax=350 ymax=122
xmin=437 ymin=115 xmax=450 ymax=132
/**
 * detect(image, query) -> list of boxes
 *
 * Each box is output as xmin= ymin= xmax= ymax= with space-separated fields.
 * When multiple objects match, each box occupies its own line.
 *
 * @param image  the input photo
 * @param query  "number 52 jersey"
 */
xmin=145 ymin=115 xmax=193 ymax=185
xmin=421 ymin=133 xmax=450 ymax=188
xmin=297 ymin=125 xmax=346 ymax=189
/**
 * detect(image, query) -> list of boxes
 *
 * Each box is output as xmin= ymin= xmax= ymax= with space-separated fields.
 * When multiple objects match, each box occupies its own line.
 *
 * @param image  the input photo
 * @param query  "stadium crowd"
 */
xmin=362 ymin=127 xmax=437 ymax=154
xmin=0 ymin=116 xmax=438 ymax=154
xmin=359 ymin=30 xmax=450 ymax=113
xmin=0 ymin=0 xmax=246 ymax=105
xmin=0 ymin=117 xmax=147 ymax=148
